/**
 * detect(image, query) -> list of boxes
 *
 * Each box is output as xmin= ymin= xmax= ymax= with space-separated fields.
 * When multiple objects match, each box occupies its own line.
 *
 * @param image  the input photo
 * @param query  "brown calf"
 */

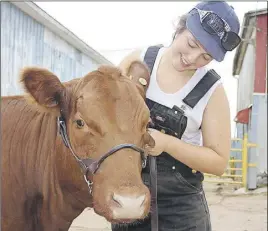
xmin=1 ymin=61 xmax=154 ymax=231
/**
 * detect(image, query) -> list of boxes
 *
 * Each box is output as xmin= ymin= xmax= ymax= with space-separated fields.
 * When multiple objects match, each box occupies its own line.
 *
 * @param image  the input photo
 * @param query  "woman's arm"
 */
xmin=150 ymin=83 xmax=231 ymax=176
xmin=166 ymin=84 xmax=231 ymax=176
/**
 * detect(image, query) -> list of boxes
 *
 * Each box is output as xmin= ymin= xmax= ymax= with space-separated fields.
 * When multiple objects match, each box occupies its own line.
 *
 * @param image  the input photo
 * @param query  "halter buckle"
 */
xmin=84 ymin=174 xmax=93 ymax=194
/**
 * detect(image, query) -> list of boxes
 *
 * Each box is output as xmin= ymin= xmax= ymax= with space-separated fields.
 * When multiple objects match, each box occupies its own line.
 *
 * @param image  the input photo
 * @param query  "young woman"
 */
xmin=114 ymin=1 xmax=241 ymax=231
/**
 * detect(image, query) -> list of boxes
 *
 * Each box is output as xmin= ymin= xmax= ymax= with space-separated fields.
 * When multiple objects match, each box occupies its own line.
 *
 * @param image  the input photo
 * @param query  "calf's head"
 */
xmin=20 ymin=61 xmax=154 ymax=223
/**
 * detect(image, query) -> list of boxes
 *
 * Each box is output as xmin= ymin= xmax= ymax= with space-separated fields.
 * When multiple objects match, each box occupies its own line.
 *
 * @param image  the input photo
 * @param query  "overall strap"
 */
xmin=143 ymin=45 xmax=163 ymax=76
xmin=182 ymin=69 xmax=221 ymax=109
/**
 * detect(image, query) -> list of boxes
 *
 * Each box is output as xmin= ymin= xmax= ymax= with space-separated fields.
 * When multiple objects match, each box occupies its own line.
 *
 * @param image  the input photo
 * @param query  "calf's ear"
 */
xmin=122 ymin=60 xmax=151 ymax=98
xmin=20 ymin=67 xmax=68 ymax=115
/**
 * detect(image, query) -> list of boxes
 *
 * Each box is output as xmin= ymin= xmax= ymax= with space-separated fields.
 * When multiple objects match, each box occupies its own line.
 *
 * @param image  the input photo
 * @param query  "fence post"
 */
xmin=242 ymin=133 xmax=248 ymax=188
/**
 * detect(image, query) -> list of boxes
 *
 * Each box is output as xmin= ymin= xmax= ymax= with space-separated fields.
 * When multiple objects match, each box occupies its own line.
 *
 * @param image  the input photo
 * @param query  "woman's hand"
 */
xmin=147 ymin=128 xmax=170 ymax=156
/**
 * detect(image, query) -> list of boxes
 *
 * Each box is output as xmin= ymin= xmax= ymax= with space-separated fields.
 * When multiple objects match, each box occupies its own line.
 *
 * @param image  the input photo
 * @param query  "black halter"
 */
xmin=57 ymin=116 xmax=148 ymax=193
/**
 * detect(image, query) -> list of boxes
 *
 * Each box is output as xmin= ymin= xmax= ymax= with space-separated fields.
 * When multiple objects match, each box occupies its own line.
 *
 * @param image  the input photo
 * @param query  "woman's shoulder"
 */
xmin=194 ymin=67 xmax=225 ymax=116
xmin=203 ymin=77 xmax=229 ymax=121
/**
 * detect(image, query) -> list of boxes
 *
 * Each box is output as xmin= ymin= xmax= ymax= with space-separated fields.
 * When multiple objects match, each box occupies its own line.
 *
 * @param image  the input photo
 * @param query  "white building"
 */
xmin=1 ymin=1 xmax=112 ymax=96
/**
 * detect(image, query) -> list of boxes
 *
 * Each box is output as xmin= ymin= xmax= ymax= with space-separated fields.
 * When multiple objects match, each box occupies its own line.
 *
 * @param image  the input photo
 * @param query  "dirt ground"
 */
xmin=68 ymin=184 xmax=267 ymax=231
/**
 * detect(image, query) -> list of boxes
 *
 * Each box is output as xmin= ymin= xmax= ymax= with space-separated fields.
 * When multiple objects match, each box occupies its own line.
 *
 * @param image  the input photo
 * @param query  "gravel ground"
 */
xmin=69 ymin=185 xmax=267 ymax=231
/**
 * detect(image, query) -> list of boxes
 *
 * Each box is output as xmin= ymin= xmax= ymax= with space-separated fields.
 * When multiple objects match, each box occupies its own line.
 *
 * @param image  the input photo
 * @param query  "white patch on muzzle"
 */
xmin=111 ymin=193 xmax=146 ymax=219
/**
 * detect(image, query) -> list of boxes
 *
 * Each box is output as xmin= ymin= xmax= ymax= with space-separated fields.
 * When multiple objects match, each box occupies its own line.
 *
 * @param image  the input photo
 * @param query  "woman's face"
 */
xmin=170 ymin=29 xmax=213 ymax=72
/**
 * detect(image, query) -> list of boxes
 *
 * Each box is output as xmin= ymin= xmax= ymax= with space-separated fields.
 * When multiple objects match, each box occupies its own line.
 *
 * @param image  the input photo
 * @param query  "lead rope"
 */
xmin=149 ymin=156 xmax=158 ymax=231
xmin=143 ymin=45 xmax=162 ymax=231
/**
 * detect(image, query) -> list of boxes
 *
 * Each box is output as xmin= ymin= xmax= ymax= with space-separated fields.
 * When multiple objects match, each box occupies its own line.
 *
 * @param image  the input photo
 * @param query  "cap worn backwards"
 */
xmin=186 ymin=1 xmax=240 ymax=62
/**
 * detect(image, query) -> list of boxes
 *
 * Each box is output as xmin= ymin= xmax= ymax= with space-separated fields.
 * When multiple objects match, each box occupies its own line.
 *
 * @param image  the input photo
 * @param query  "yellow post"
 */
xmin=242 ymin=133 xmax=248 ymax=188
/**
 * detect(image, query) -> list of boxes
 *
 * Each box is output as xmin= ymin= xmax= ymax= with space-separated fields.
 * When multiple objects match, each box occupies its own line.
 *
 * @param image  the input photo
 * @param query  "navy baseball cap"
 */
xmin=186 ymin=1 xmax=240 ymax=62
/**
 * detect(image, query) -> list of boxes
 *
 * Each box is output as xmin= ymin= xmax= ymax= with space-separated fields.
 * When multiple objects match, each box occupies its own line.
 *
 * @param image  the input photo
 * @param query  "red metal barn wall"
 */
xmin=254 ymin=13 xmax=267 ymax=93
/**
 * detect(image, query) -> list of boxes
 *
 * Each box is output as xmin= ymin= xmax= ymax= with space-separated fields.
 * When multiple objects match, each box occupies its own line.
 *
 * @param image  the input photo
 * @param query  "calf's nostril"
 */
xmin=112 ymin=194 xmax=123 ymax=208
xmin=137 ymin=194 xmax=146 ymax=207
xmin=139 ymin=194 xmax=146 ymax=207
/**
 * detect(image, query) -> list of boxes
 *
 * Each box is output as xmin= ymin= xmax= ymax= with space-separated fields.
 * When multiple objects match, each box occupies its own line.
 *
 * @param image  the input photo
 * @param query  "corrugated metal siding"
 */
xmin=236 ymin=42 xmax=255 ymax=112
xmin=1 ymin=2 xmax=100 ymax=96
xmin=253 ymin=94 xmax=267 ymax=173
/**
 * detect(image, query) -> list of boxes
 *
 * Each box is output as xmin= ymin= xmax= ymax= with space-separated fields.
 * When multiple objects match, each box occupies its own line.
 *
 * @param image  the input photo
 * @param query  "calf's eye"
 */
xmin=76 ymin=119 xmax=85 ymax=129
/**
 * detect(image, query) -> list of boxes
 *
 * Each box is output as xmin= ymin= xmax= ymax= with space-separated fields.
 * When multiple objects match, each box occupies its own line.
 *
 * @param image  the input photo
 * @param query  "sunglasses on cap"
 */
xmin=193 ymin=7 xmax=241 ymax=51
